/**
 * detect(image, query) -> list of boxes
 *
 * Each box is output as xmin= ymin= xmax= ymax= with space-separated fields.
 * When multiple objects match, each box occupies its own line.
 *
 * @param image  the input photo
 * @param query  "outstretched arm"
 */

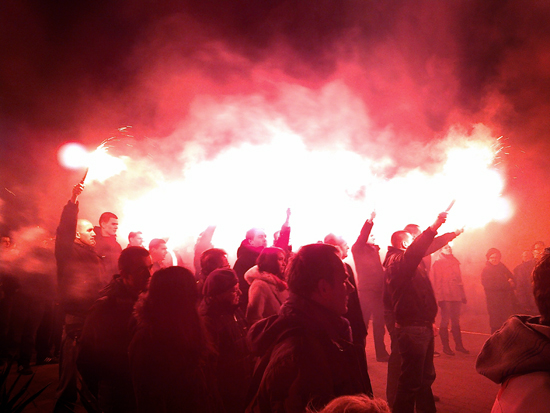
xmin=354 ymin=211 xmax=376 ymax=247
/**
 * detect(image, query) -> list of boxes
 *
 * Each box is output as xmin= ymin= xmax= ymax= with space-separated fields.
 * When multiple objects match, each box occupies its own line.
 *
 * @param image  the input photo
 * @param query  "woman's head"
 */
xmin=257 ymin=247 xmax=286 ymax=277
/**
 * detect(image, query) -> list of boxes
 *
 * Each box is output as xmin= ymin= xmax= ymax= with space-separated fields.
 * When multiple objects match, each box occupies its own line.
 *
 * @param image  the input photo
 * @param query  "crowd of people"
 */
xmin=0 ymin=181 xmax=549 ymax=413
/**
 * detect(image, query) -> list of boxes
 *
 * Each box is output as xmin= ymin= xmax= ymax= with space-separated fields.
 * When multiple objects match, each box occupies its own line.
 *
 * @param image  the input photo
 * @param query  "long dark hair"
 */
xmin=134 ymin=266 xmax=210 ymax=358
xmin=257 ymin=247 xmax=285 ymax=278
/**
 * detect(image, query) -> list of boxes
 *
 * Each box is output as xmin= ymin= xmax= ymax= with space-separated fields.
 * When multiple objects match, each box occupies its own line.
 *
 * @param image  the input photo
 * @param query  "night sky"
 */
xmin=1 ymin=0 xmax=550 ymax=266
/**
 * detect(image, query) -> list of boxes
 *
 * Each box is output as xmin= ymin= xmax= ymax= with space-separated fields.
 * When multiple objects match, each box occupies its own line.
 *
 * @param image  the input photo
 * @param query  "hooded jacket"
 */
xmin=245 ymin=265 xmax=289 ymax=326
xmin=476 ymin=315 xmax=550 ymax=413
xmin=246 ymin=293 xmax=372 ymax=413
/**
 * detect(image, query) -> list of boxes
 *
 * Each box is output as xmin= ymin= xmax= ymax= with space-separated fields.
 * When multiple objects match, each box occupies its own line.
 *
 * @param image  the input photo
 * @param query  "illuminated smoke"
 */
xmin=62 ymin=83 xmax=512 ymax=263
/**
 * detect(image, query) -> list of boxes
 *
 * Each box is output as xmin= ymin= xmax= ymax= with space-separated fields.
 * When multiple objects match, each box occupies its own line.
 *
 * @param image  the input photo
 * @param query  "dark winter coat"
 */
xmin=352 ymin=220 xmax=385 ymax=293
xmin=93 ymin=226 xmax=122 ymax=285
xmin=233 ymin=241 xmax=263 ymax=312
xmin=246 ymin=293 xmax=372 ymax=413
xmin=77 ymin=276 xmax=139 ymax=412
xmin=200 ymin=300 xmax=253 ymax=413
xmin=55 ymin=201 xmax=103 ymax=318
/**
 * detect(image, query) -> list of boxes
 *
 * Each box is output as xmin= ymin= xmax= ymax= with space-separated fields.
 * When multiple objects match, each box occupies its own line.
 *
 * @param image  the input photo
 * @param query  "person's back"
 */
xmin=477 ymin=250 xmax=550 ymax=413
xmin=129 ymin=266 xmax=220 ymax=413
xmin=200 ymin=268 xmax=252 ymax=413
xmin=78 ymin=247 xmax=152 ymax=413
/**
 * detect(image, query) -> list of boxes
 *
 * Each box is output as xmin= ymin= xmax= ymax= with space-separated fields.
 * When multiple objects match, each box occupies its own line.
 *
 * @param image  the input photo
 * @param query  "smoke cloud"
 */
xmin=1 ymin=0 xmax=550 ymax=287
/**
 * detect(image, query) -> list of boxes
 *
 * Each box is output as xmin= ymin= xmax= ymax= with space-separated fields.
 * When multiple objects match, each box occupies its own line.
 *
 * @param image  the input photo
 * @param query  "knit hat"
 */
xmin=203 ymin=268 xmax=238 ymax=297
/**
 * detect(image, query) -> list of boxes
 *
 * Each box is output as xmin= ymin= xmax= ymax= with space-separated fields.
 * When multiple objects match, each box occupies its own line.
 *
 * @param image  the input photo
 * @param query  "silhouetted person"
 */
xmin=477 ymin=249 xmax=550 ymax=412
xmin=247 ymin=243 xmax=372 ymax=413
xmin=384 ymin=212 xmax=460 ymax=413
xmin=481 ymin=248 xmax=516 ymax=333
xmin=149 ymin=238 xmax=168 ymax=274
xmin=245 ymin=247 xmax=288 ymax=326
xmin=194 ymin=225 xmax=216 ymax=279
xmin=234 ymin=228 xmax=267 ymax=313
xmin=513 ymin=250 xmax=537 ymax=315
xmin=351 ymin=211 xmax=389 ymax=362
xmin=532 ymin=241 xmax=546 ymax=262
xmin=127 ymin=231 xmax=144 ymax=248
xmin=197 ymin=248 xmax=230 ymax=299
xmin=77 ymin=247 xmax=152 ymax=413
xmin=273 ymin=208 xmax=292 ymax=255
xmin=54 ymin=183 xmax=104 ymax=413
xmin=384 ymin=220 xmax=461 ymax=409
xmin=432 ymin=244 xmax=469 ymax=355
xmin=200 ymin=268 xmax=252 ymax=413
xmin=94 ymin=212 xmax=122 ymax=285
xmin=324 ymin=232 xmax=369 ymax=373
xmin=129 ymin=266 xmax=220 ymax=413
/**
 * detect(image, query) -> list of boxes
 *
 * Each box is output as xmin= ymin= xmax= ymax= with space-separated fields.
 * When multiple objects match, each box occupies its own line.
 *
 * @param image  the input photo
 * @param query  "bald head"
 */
xmin=76 ymin=219 xmax=96 ymax=247
xmin=391 ymin=231 xmax=413 ymax=250
xmin=404 ymin=224 xmax=421 ymax=239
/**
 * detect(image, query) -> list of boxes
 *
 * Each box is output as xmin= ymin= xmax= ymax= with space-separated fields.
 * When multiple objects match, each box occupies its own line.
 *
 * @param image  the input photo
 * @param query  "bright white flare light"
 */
xmin=57 ymin=143 xmax=88 ymax=169
xmin=119 ymin=131 xmax=512 ymax=259
xmin=57 ymin=142 xmax=127 ymax=183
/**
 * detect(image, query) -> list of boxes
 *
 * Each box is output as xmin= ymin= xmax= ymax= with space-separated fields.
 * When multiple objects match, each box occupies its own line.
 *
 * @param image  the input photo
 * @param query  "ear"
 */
xmin=75 ymin=231 xmax=81 ymax=239
xmin=317 ymin=278 xmax=331 ymax=296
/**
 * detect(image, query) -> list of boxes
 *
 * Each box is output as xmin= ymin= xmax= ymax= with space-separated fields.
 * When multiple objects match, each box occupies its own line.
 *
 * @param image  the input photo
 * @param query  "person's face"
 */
xmin=0 ymin=237 xmax=11 ymax=249
xmin=441 ymin=245 xmax=452 ymax=255
xmin=76 ymin=220 xmax=96 ymax=247
xmin=218 ymin=283 xmax=241 ymax=307
xmin=102 ymin=218 xmax=119 ymax=237
xmin=337 ymin=241 xmax=349 ymax=259
xmin=220 ymin=254 xmax=230 ymax=269
xmin=129 ymin=234 xmax=144 ymax=247
xmin=522 ymin=250 xmax=533 ymax=262
xmin=151 ymin=243 xmax=168 ymax=262
xmin=276 ymin=251 xmax=286 ymax=274
xmin=250 ymin=231 xmax=267 ymax=248
xmin=128 ymin=255 xmax=153 ymax=293
xmin=319 ymin=255 xmax=355 ymax=316
xmin=402 ymin=233 xmax=414 ymax=250
xmin=488 ymin=253 xmax=500 ymax=266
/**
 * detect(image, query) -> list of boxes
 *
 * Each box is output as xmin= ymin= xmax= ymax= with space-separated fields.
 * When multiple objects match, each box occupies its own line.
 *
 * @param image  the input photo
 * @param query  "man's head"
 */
xmin=287 ymin=243 xmax=354 ymax=315
xmin=76 ymin=219 xmax=96 ymax=247
xmin=486 ymin=248 xmax=501 ymax=266
xmin=149 ymin=238 xmax=168 ymax=263
xmin=0 ymin=236 xmax=11 ymax=249
xmin=404 ymin=224 xmax=421 ymax=239
xmin=257 ymin=247 xmax=286 ymax=277
xmin=533 ymin=241 xmax=546 ymax=261
xmin=246 ymin=228 xmax=267 ymax=248
xmin=522 ymin=250 xmax=534 ymax=263
xmin=128 ymin=231 xmax=144 ymax=247
xmin=324 ymin=234 xmax=349 ymax=259
xmin=118 ymin=247 xmax=152 ymax=294
xmin=532 ymin=251 xmax=550 ymax=325
xmin=441 ymin=244 xmax=452 ymax=256
xmin=99 ymin=212 xmax=118 ymax=237
xmin=391 ymin=231 xmax=413 ymax=251
xmin=200 ymin=248 xmax=230 ymax=278
xmin=202 ymin=268 xmax=241 ymax=308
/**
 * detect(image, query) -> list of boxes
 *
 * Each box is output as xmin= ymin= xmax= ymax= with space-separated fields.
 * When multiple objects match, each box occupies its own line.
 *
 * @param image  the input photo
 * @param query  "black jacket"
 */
xmin=55 ymin=201 xmax=103 ymax=318
xmin=93 ymin=226 xmax=122 ymax=286
xmin=246 ymin=293 xmax=372 ymax=413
